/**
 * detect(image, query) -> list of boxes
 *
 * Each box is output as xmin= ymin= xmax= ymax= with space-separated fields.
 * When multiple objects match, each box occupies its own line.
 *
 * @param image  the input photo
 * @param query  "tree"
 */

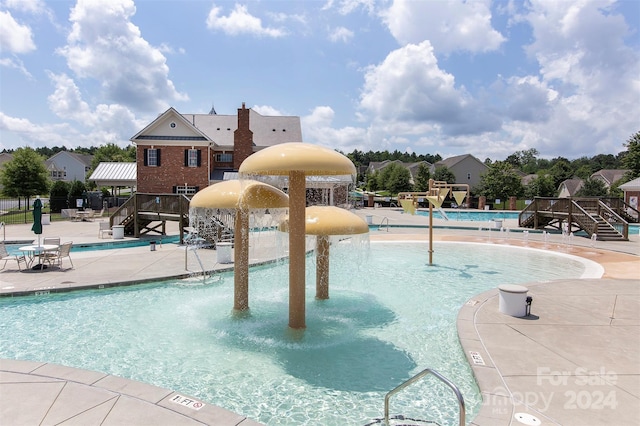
xmin=524 ymin=174 xmax=556 ymax=198
xmin=575 ymin=178 xmax=608 ymax=197
xmin=414 ymin=163 xmax=431 ymax=191
xmin=68 ymin=180 xmax=87 ymax=209
xmin=549 ymin=157 xmax=574 ymax=187
xmin=49 ymin=180 xmax=71 ymax=213
xmin=366 ymin=170 xmax=379 ymax=192
xmin=0 ymin=147 xmax=49 ymax=208
xmin=622 ymin=131 xmax=640 ymax=180
xmin=386 ymin=164 xmax=412 ymax=194
xmin=433 ymin=166 xmax=456 ymax=184
xmin=476 ymin=161 xmax=524 ymax=201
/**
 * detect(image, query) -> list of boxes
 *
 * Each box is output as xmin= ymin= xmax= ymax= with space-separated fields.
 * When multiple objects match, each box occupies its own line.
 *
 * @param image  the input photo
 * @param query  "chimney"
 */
xmin=234 ymin=103 xmax=253 ymax=169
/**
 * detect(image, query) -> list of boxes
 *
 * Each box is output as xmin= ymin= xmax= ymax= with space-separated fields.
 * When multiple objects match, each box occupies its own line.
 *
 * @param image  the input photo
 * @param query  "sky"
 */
xmin=1 ymin=0 xmax=639 ymax=162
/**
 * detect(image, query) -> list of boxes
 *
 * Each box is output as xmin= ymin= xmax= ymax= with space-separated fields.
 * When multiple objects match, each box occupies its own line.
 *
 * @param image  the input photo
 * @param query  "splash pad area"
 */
xmin=0 ymin=241 xmax=597 ymax=425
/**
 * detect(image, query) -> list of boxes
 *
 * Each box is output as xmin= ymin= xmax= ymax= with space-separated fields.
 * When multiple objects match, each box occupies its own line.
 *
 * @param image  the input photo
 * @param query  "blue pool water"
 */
xmin=0 ymin=242 xmax=598 ymax=425
xmin=417 ymin=210 xmax=520 ymax=221
xmin=6 ymin=235 xmax=180 ymax=255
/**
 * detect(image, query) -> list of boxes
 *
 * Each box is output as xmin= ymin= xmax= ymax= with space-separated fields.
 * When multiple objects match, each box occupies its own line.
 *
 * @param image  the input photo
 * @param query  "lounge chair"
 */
xmin=47 ymin=241 xmax=74 ymax=270
xmin=98 ymin=222 xmax=113 ymax=238
xmin=0 ymin=242 xmax=27 ymax=271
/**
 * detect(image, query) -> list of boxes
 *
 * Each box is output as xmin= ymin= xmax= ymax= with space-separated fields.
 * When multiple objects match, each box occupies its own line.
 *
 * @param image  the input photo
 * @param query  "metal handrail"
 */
xmin=384 ymin=368 xmax=465 ymax=426
xmin=378 ymin=217 xmax=389 ymax=232
xmin=0 ymin=221 xmax=4 ymax=241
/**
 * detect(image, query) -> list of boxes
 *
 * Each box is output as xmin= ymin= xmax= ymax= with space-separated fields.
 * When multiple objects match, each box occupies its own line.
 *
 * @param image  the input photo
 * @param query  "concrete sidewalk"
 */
xmin=1 ymin=210 xmax=639 ymax=425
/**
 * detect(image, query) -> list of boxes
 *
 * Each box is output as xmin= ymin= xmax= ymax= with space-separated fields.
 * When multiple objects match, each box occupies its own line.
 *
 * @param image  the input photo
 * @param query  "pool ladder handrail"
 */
xmin=384 ymin=368 xmax=465 ymax=426
xmin=0 ymin=221 xmax=4 ymax=241
xmin=378 ymin=217 xmax=389 ymax=232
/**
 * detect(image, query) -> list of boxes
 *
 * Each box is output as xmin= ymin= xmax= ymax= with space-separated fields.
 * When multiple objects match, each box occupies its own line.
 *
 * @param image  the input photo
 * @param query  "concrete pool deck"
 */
xmin=0 ymin=208 xmax=638 ymax=425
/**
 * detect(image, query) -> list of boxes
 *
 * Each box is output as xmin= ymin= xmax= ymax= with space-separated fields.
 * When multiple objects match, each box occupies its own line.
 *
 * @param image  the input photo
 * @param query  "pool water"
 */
xmin=0 ymin=242 xmax=597 ymax=425
xmin=417 ymin=210 xmax=520 ymax=221
xmin=6 ymin=236 xmax=180 ymax=255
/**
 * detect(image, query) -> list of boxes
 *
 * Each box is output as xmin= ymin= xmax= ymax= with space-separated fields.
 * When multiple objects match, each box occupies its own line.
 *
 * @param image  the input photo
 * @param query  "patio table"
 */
xmin=18 ymin=244 xmax=59 ymax=270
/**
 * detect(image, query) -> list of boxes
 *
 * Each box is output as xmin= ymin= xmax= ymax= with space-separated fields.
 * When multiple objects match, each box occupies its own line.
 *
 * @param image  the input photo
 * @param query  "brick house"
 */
xmin=130 ymin=103 xmax=302 ymax=194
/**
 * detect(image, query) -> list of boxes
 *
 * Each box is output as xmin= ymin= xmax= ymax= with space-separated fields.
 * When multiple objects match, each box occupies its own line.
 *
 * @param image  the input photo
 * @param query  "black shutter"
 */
xmin=156 ymin=149 xmax=161 ymax=166
xmin=184 ymin=149 xmax=188 ymax=166
xmin=143 ymin=148 xmax=148 ymax=166
xmin=197 ymin=150 xmax=202 ymax=167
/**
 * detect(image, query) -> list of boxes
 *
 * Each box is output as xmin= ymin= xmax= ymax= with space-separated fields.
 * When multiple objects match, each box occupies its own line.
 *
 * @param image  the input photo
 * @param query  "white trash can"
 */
xmin=41 ymin=214 xmax=51 ymax=225
xmin=112 ymin=225 xmax=124 ymax=240
xmin=493 ymin=219 xmax=503 ymax=229
xmin=498 ymin=284 xmax=529 ymax=317
xmin=366 ymin=215 xmax=373 ymax=225
xmin=217 ymin=242 xmax=233 ymax=263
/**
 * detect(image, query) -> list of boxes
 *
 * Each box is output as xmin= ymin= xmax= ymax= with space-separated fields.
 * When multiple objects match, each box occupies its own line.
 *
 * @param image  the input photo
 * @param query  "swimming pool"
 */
xmin=6 ymin=235 xmax=180 ymax=255
xmin=416 ymin=210 xmax=520 ymax=221
xmin=0 ymin=242 xmax=599 ymax=425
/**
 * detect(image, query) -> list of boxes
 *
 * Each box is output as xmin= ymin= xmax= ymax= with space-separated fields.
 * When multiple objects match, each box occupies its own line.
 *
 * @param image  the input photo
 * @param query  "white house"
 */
xmin=45 ymin=151 xmax=93 ymax=182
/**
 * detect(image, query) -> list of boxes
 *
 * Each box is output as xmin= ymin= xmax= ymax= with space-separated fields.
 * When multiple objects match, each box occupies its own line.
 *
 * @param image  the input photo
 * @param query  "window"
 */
xmin=184 ymin=149 xmax=201 ymax=167
xmin=215 ymin=153 xmax=233 ymax=163
xmin=174 ymin=185 xmax=198 ymax=195
xmin=144 ymin=148 xmax=161 ymax=166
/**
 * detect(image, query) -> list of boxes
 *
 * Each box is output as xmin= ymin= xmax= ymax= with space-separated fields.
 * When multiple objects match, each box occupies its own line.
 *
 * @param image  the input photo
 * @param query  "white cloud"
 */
xmin=0 ymin=57 xmax=32 ymax=78
xmin=302 ymin=106 xmax=368 ymax=151
xmin=0 ymin=10 xmax=36 ymax=53
xmin=328 ymin=26 xmax=354 ymax=43
xmin=206 ymin=3 xmax=286 ymax=38
xmin=4 ymin=0 xmax=47 ymax=14
xmin=252 ymin=105 xmax=285 ymax=116
xmin=0 ymin=112 xmax=76 ymax=148
xmin=359 ymin=40 xmax=500 ymax=137
xmin=57 ymin=0 xmax=188 ymax=113
xmin=381 ymin=0 xmax=506 ymax=54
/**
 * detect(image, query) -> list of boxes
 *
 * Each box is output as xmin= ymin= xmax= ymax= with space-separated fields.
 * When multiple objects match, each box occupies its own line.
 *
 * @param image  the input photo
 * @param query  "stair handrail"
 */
xmin=378 ymin=216 xmax=389 ymax=232
xmin=596 ymin=199 xmax=629 ymax=239
xmin=384 ymin=368 xmax=465 ymax=426
xmin=568 ymin=199 xmax=599 ymax=236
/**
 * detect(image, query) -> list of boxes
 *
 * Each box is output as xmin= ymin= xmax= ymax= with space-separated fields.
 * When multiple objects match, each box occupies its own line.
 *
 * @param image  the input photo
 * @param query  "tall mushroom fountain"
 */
xmin=189 ymin=179 xmax=288 ymax=312
xmin=239 ymin=143 xmax=357 ymax=329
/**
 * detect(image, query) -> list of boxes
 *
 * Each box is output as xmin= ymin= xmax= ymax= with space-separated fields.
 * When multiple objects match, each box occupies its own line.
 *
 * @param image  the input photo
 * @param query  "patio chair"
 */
xmin=0 ymin=242 xmax=27 ymax=271
xmin=98 ymin=222 xmax=113 ymax=238
xmin=47 ymin=241 xmax=74 ymax=270
xmin=41 ymin=237 xmax=61 ymax=264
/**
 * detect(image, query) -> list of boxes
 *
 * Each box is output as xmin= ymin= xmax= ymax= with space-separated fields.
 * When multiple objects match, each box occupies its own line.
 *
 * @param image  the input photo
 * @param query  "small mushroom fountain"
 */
xmin=239 ymin=142 xmax=357 ymax=329
xmin=280 ymin=205 xmax=369 ymax=300
xmin=189 ymin=180 xmax=288 ymax=312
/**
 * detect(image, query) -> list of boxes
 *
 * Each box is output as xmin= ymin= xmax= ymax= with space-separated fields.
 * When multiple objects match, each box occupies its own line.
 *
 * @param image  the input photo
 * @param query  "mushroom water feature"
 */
xmin=280 ymin=205 xmax=369 ymax=300
xmin=239 ymin=142 xmax=357 ymax=329
xmin=189 ymin=180 xmax=288 ymax=312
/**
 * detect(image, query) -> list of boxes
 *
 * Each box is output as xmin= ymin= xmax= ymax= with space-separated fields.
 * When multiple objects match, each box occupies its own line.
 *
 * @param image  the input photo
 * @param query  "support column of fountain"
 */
xmin=288 ymin=170 xmax=307 ymax=328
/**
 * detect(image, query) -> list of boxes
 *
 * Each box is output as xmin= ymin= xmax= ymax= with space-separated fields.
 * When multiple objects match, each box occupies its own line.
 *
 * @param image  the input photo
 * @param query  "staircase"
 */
xmin=591 ymin=215 xmax=627 ymax=241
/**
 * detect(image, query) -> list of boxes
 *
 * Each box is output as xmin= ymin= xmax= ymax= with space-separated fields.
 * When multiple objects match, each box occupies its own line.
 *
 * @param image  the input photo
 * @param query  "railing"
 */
xmin=384 ymin=368 xmax=465 ymax=426
xmin=595 ymin=200 xmax=628 ymax=239
xmin=378 ymin=217 xmax=389 ymax=232
xmin=0 ymin=222 xmax=4 ymax=241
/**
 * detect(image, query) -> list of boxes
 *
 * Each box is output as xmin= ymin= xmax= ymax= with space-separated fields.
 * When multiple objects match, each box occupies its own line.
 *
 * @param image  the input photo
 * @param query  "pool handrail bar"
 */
xmin=384 ymin=368 xmax=465 ymax=426
xmin=378 ymin=217 xmax=389 ymax=232
xmin=0 ymin=222 xmax=4 ymax=241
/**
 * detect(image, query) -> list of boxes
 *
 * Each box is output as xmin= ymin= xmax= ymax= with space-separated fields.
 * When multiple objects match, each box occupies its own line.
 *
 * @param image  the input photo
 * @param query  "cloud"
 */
xmin=359 ymin=40 xmax=500 ymax=137
xmin=0 ymin=10 xmax=36 ymax=53
xmin=206 ymin=3 xmax=286 ymax=37
xmin=381 ymin=0 xmax=506 ymax=54
xmin=302 ymin=106 xmax=368 ymax=152
xmin=0 ymin=112 xmax=76 ymax=148
xmin=328 ymin=26 xmax=354 ymax=43
xmin=56 ymin=0 xmax=188 ymax=113
xmin=0 ymin=57 xmax=32 ymax=78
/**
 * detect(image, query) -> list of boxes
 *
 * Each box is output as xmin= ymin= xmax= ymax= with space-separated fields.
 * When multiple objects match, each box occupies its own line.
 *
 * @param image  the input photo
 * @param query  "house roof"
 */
xmin=89 ymin=162 xmax=137 ymax=186
xmin=590 ymin=169 xmax=629 ymax=186
xmin=45 ymin=151 xmax=93 ymax=167
xmin=434 ymin=153 xmax=485 ymax=169
xmin=131 ymin=106 xmax=302 ymax=149
xmin=558 ymin=178 xmax=584 ymax=195
xmin=619 ymin=177 xmax=640 ymax=191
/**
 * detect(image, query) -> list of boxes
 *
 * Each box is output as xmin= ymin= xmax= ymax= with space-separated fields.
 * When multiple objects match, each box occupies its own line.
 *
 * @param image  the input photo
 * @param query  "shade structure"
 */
xmin=239 ymin=142 xmax=357 ymax=329
xmin=189 ymin=180 xmax=288 ymax=312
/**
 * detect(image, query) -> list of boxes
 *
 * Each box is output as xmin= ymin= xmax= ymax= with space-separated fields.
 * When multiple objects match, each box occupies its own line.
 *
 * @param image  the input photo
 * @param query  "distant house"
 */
xmin=557 ymin=178 xmax=584 ymax=198
xmin=590 ymin=169 xmax=628 ymax=189
xmin=431 ymin=154 xmax=487 ymax=189
xmin=45 ymin=151 xmax=93 ymax=182
xmin=130 ymin=103 xmax=302 ymax=194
